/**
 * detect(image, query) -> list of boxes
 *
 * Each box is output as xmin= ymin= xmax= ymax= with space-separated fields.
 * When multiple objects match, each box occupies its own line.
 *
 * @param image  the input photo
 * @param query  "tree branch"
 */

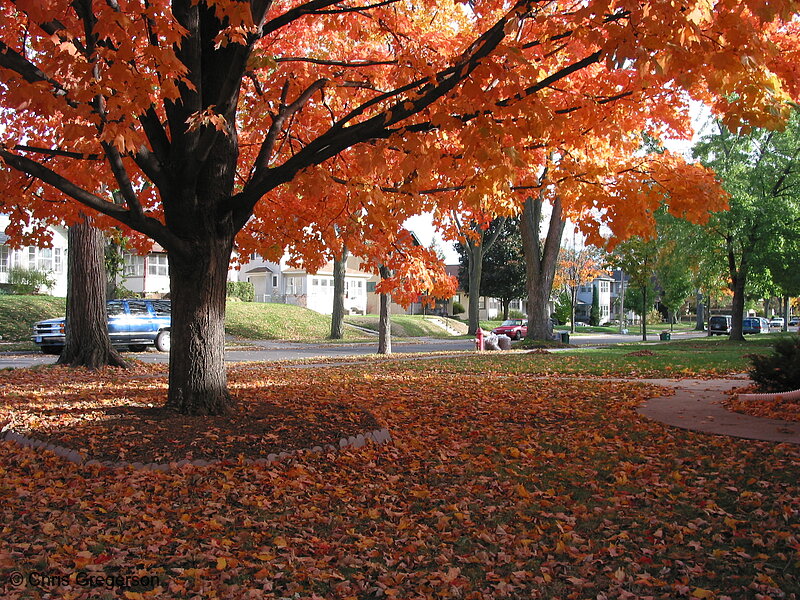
xmin=0 ymin=149 xmax=187 ymax=255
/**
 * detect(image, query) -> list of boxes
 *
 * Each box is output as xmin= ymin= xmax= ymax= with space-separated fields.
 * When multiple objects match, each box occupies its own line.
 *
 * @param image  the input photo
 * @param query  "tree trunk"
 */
xmin=618 ymin=280 xmax=626 ymax=333
xmin=726 ymin=236 xmax=750 ymax=342
xmin=502 ymin=299 xmax=510 ymax=320
xmin=378 ymin=266 xmax=392 ymax=355
xmin=57 ymin=215 xmax=128 ymax=369
xmin=521 ymin=194 xmax=565 ymax=340
xmin=466 ymin=241 xmax=483 ymax=335
xmin=570 ymin=286 xmax=577 ymax=333
xmin=330 ymin=245 xmax=349 ymax=339
xmin=641 ymin=287 xmax=648 ymax=341
xmin=783 ymin=295 xmax=790 ymax=332
xmin=164 ymin=237 xmax=233 ymax=416
xmin=695 ymin=290 xmax=705 ymax=331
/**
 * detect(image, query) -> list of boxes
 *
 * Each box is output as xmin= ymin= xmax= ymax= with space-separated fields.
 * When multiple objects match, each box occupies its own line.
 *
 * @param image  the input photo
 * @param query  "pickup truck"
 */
xmin=32 ymin=299 xmax=171 ymax=354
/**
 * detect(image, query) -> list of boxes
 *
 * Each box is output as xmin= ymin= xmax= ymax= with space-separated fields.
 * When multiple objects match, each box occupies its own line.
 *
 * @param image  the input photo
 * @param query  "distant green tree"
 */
xmin=693 ymin=110 xmax=800 ymax=341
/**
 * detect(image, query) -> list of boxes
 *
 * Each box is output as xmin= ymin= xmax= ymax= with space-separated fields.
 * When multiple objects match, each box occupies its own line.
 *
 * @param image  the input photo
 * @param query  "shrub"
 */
xmin=7 ymin=266 xmax=55 ymax=294
xmin=748 ymin=335 xmax=800 ymax=392
xmin=227 ymin=281 xmax=255 ymax=302
xmin=509 ymin=309 xmax=525 ymax=319
xmin=451 ymin=301 xmax=465 ymax=316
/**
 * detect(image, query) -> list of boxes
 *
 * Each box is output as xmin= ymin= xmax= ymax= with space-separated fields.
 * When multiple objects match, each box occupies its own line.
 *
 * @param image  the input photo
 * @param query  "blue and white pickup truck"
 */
xmin=32 ymin=299 xmax=171 ymax=354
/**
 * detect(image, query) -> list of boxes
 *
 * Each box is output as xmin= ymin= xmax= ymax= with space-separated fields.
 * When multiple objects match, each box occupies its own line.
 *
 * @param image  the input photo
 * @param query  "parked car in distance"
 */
xmin=492 ymin=319 xmax=527 ymax=340
xmin=708 ymin=315 xmax=732 ymax=335
xmin=742 ymin=317 xmax=770 ymax=334
xmin=32 ymin=299 xmax=171 ymax=354
xmin=790 ymin=316 xmax=800 ymax=327
xmin=769 ymin=317 xmax=785 ymax=329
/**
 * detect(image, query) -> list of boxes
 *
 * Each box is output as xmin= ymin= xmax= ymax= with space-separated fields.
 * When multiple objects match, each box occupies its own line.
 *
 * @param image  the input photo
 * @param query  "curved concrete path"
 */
xmin=637 ymin=378 xmax=800 ymax=445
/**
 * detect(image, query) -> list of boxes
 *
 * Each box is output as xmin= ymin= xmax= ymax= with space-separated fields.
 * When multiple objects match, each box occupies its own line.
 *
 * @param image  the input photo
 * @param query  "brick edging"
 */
xmin=0 ymin=425 xmax=392 ymax=472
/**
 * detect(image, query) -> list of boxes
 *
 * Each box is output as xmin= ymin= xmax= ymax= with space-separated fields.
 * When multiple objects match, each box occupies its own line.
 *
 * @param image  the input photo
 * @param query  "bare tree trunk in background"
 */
xmin=330 ymin=244 xmax=349 ymax=339
xmin=378 ymin=265 xmax=392 ymax=355
xmin=57 ymin=214 xmax=128 ymax=369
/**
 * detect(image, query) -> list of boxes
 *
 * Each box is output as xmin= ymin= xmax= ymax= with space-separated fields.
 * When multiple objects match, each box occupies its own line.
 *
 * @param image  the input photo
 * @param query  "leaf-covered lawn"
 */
xmin=1 ymin=359 xmax=798 ymax=599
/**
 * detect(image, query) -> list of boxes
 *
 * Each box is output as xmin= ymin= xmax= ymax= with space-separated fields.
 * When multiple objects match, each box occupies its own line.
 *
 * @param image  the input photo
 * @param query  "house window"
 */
xmin=124 ymin=253 xmax=145 ymax=276
xmin=286 ymin=276 xmax=301 ymax=295
xmin=600 ymin=281 xmax=610 ymax=293
xmin=272 ymin=275 xmax=278 ymax=288
xmin=28 ymin=247 xmax=36 ymax=270
xmin=0 ymin=246 xmax=9 ymax=273
xmin=312 ymin=278 xmax=319 ymax=287
xmin=54 ymin=248 xmax=63 ymax=274
xmin=148 ymin=253 xmax=169 ymax=276
xmin=37 ymin=248 xmax=53 ymax=272
xmin=601 ymin=306 xmax=609 ymax=317
xmin=367 ymin=281 xmax=377 ymax=293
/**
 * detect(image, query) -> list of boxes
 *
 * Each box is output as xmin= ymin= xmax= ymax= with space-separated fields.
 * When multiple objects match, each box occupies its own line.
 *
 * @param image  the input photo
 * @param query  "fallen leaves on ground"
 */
xmin=1 ymin=358 xmax=798 ymax=599
xmin=726 ymin=385 xmax=800 ymax=423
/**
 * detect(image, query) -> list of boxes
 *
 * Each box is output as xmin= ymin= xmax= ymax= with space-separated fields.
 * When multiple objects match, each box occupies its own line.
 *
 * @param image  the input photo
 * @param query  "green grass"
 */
xmin=0 ymin=295 xmax=66 ymax=341
xmin=408 ymin=334 xmax=786 ymax=378
xmin=224 ymin=301 xmax=371 ymax=342
xmin=344 ymin=314 xmax=458 ymax=338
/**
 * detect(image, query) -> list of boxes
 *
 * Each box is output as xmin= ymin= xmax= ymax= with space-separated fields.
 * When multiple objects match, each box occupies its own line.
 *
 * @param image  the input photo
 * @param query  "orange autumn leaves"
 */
xmin=2 ymin=360 xmax=799 ymax=599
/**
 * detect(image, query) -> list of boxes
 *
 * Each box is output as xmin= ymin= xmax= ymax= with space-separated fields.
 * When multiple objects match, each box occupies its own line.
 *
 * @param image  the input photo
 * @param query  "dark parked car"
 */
xmin=492 ymin=319 xmax=527 ymax=340
xmin=32 ymin=299 xmax=171 ymax=354
xmin=742 ymin=317 xmax=769 ymax=334
xmin=708 ymin=315 xmax=732 ymax=335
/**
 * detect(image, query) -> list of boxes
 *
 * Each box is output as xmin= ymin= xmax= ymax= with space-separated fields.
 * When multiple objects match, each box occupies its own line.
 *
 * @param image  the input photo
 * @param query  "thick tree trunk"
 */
xmin=57 ymin=215 xmax=128 ymax=369
xmin=378 ymin=266 xmax=392 ymax=354
xmin=521 ymin=195 xmax=565 ymax=340
xmin=502 ymin=299 xmax=510 ymax=320
xmin=330 ymin=245 xmax=348 ymax=339
xmin=164 ymin=237 xmax=233 ymax=416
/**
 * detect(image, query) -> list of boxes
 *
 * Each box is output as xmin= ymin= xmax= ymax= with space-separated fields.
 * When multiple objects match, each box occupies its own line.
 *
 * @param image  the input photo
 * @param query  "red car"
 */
xmin=492 ymin=319 xmax=527 ymax=340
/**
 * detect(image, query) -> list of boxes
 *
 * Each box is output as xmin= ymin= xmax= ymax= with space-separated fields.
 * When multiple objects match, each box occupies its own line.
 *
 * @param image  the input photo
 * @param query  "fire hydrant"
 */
xmin=475 ymin=327 xmax=484 ymax=351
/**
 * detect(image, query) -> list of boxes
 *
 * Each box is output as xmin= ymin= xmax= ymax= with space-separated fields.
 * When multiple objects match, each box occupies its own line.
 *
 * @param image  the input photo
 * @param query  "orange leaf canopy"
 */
xmin=0 ymin=0 xmax=798 ymax=297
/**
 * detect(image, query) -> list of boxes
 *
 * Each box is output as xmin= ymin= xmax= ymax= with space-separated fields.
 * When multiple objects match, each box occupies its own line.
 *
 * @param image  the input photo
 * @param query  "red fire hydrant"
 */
xmin=475 ymin=327 xmax=484 ymax=351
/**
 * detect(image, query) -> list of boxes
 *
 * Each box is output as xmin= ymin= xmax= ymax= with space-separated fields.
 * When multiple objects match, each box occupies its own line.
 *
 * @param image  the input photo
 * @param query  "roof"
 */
xmin=245 ymin=266 xmax=274 ymax=274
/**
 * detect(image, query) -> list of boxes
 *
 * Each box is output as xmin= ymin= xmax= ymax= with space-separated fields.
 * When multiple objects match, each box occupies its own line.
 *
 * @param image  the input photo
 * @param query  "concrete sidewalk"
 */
xmin=637 ymin=378 xmax=800 ymax=445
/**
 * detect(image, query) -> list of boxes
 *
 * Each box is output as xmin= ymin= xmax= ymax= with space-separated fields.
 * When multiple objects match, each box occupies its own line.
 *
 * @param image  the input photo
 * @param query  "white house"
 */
xmin=238 ymin=255 xmax=370 ymax=315
xmin=575 ymin=275 xmax=614 ymax=324
xmin=0 ymin=215 xmax=69 ymax=297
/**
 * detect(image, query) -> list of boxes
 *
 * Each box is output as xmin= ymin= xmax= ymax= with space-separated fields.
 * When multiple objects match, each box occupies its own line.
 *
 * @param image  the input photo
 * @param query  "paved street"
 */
xmin=0 ymin=329 xmax=716 ymax=369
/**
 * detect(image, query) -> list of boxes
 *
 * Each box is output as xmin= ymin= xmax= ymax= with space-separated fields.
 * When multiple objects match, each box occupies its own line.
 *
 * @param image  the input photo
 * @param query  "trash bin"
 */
xmin=659 ymin=332 xmax=671 ymax=341
xmin=559 ymin=331 xmax=570 ymax=344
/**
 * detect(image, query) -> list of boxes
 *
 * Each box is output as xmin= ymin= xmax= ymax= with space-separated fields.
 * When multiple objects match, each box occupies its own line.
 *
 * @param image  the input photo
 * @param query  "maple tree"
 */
xmin=1 ymin=1 xmax=799 ymax=414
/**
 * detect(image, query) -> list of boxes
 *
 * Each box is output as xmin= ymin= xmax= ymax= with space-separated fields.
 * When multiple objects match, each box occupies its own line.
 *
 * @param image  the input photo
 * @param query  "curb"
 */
xmin=738 ymin=388 xmax=800 ymax=402
xmin=0 ymin=425 xmax=392 ymax=472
